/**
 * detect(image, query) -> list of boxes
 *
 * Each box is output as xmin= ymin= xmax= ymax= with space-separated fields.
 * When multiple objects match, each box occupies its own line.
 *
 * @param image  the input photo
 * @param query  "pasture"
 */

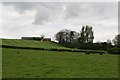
xmin=1 ymin=39 xmax=105 ymax=53
xmin=2 ymin=48 xmax=118 ymax=78
xmin=2 ymin=39 xmax=70 ymax=50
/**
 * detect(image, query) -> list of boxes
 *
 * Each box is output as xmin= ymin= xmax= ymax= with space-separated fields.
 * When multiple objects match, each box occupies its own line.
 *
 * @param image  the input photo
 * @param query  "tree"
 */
xmin=55 ymin=31 xmax=65 ymax=43
xmin=78 ymin=26 xmax=86 ymax=43
xmin=107 ymin=39 xmax=112 ymax=46
xmin=112 ymin=34 xmax=120 ymax=47
xmin=69 ymin=31 xmax=76 ymax=43
xmin=86 ymin=26 xmax=94 ymax=43
xmin=78 ymin=25 xmax=94 ymax=43
xmin=55 ymin=29 xmax=77 ymax=43
xmin=41 ymin=34 xmax=45 ymax=39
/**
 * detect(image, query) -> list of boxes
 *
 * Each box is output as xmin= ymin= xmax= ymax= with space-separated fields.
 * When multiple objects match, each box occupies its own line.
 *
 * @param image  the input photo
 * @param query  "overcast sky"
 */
xmin=1 ymin=2 xmax=118 ymax=42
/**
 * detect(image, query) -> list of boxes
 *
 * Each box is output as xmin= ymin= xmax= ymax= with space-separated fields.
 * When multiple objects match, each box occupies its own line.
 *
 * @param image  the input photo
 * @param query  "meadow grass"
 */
xmin=2 ymin=48 xmax=118 ymax=78
xmin=2 ymin=39 xmax=105 ymax=53
xmin=2 ymin=39 xmax=70 ymax=49
xmin=0 ymin=48 xmax=2 ymax=79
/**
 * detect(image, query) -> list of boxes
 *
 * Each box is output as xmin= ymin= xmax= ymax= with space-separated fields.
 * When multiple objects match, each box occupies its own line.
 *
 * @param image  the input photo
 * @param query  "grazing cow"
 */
xmin=16 ymin=51 xmax=19 ymax=53
xmin=85 ymin=52 xmax=91 ymax=54
xmin=92 ymin=53 xmax=95 ymax=54
xmin=99 ymin=52 xmax=104 ymax=55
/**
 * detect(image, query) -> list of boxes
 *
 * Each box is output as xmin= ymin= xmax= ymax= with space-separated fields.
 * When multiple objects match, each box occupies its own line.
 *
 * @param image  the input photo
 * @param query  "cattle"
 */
xmin=85 ymin=52 xmax=104 ymax=55
xmin=16 ymin=51 xmax=19 ymax=53
xmin=85 ymin=52 xmax=91 ymax=54
xmin=99 ymin=52 xmax=104 ymax=55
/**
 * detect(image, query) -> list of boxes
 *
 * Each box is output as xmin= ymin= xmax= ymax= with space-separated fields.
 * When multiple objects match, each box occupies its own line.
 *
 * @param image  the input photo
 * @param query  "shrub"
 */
xmin=107 ymin=47 xmax=120 ymax=54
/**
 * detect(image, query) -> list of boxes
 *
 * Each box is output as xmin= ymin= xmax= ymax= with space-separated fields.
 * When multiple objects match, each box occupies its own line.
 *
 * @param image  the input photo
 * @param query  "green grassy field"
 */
xmin=1 ymin=39 xmax=105 ymax=53
xmin=2 ymin=39 xmax=70 ymax=49
xmin=0 ymin=48 xmax=2 ymax=79
xmin=2 ymin=48 xmax=118 ymax=78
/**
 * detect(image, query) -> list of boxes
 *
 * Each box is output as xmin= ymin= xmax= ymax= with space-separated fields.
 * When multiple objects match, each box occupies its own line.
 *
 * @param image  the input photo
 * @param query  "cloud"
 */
xmin=2 ymin=2 xmax=118 ymax=42
xmin=3 ymin=2 xmax=37 ymax=13
xmin=3 ymin=2 xmax=117 ymax=25
xmin=33 ymin=2 xmax=66 ymax=25
xmin=3 ymin=2 xmax=66 ymax=25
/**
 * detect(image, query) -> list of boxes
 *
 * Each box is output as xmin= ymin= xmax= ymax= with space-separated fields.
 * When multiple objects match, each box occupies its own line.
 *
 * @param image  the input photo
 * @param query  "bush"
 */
xmin=107 ymin=47 xmax=120 ymax=54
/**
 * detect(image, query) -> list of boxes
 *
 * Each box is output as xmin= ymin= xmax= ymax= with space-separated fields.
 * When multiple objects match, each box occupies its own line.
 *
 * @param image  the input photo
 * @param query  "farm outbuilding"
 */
xmin=42 ymin=38 xmax=51 ymax=41
xmin=21 ymin=37 xmax=51 ymax=41
xmin=21 ymin=37 xmax=40 ymax=40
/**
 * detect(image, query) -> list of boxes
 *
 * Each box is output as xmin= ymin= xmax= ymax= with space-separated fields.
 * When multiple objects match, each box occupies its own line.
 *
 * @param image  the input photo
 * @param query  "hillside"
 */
xmin=1 ymin=39 xmax=119 ymax=78
xmin=2 ymin=48 xmax=118 ymax=78
xmin=1 ymin=39 xmax=70 ymax=50
xmin=1 ymin=39 xmax=106 ymax=53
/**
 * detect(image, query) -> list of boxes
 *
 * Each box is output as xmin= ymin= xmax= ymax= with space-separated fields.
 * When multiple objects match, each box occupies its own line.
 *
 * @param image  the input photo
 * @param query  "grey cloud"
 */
xmin=3 ymin=2 xmax=37 ymax=13
xmin=118 ymin=2 xmax=120 ymax=34
xmin=39 ymin=2 xmax=64 ymax=10
xmin=33 ymin=7 xmax=50 ymax=25
xmin=33 ymin=2 xmax=65 ymax=25
xmin=64 ymin=3 xmax=89 ymax=19
xmin=2 ymin=2 xmax=118 ymax=41
xmin=65 ymin=2 xmax=117 ymax=21
xmin=3 ymin=2 xmax=117 ymax=25
xmin=3 ymin=2 xmax=66 ymax=25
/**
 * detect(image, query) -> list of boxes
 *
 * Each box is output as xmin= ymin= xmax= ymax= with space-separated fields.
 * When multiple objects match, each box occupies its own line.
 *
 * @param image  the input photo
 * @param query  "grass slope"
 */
xmin=0 ymin=39 xmax=1 ymax=79
xmin=2 ymin=39 xmax=105 ymax=53
xmin=2 ymin=48 xmax=118 ymax=78
xmin=2 ymin=39 xmax=70 ymax=49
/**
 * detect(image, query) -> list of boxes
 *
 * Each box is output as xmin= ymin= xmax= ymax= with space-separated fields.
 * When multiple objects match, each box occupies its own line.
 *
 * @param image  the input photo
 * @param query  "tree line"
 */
xmin=56 ymin=25 xmax=94 ymax=44
xmin=55 ymin=25 xmax=120 ymax=54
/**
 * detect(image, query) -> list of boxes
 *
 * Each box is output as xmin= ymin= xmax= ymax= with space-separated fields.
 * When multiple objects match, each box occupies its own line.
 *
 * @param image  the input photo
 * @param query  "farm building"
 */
xmin=21 ymin=37 xmax=51 ymax=41
xmin=21 ymin=37 xmax=40 ymax=40
xmin=42 ymin=38 xmax=51 ymax=41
